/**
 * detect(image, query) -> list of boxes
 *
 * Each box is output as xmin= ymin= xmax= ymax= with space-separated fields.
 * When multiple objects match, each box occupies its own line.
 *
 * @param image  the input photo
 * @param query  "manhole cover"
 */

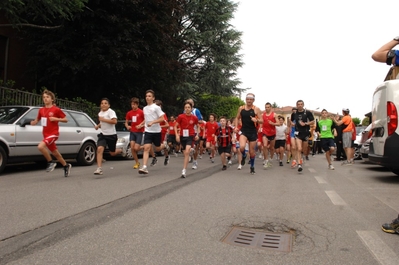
xmin=222 ymin=226 xmax=293 ymax=252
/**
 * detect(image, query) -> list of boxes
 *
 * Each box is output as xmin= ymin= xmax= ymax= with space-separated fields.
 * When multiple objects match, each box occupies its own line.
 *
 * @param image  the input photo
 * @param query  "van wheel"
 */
xmin=392 ymin=168 xmax=399 ymax=176
xmin=0 ymin=146 xmax=7 ymax=174
xmin=77 ymin=142 xmax=96 ymax=166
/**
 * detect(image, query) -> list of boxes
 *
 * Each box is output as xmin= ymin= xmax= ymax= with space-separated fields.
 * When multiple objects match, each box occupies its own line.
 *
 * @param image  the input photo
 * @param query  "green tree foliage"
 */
xmin=0 ymin=0 xmax=88 ymax=28
xmin=2 ymin=0 xmax=244 ymax=118
xmin=196 ymin=94 xmax=244 ymax=120
xmin=352 ymin=117 xmax=361 ymax=126
xmin=361 ymin=116 xmax=370 ymax=126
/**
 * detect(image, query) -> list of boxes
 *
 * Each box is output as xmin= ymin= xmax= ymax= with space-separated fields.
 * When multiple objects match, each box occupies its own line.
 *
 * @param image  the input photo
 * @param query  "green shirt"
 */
xmin=317 ymin=119 xmax=334 ymax=139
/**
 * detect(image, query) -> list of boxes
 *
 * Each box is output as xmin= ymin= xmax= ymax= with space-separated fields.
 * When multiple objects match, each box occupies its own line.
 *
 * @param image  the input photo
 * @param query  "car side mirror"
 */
xmin=20 ymin=119 xmax=34 ymax=127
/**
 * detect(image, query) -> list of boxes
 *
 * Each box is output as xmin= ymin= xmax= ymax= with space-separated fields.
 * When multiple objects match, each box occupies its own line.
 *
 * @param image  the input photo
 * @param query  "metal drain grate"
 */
xmin=222 ymin=226 xmax=292 ymax=252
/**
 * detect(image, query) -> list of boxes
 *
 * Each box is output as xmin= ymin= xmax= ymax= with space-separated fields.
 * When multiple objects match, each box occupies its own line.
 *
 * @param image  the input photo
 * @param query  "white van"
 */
xmin=369 ymin=80 xmax=399 ymax=175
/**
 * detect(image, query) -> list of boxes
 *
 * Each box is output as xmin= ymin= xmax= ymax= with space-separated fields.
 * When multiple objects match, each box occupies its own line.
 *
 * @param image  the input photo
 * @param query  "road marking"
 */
xmin=315 ymin=176 xmax=327 ymax=184
xmin=357 ymin=230 xmax=398 ymax=265
xmin=325 ymin=190 xmax=347 ymax=205
xmin=308 ymin=168 xmax=316 ymax=173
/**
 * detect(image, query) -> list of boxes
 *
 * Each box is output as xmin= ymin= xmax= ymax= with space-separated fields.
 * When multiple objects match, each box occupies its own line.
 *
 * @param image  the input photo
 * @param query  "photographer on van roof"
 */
xmin=372 ymin=36 xmax=399 ymax=65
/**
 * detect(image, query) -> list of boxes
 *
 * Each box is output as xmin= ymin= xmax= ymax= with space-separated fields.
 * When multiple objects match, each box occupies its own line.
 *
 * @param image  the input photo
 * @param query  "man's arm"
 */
xmin=372 ymin=38 xmax=399 ymax=63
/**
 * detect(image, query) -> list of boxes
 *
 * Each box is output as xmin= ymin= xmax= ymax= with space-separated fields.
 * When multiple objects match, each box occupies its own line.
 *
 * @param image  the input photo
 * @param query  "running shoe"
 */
xmin=267 ymin=161 xmax=272 ymax=168
xmin=341 ymin=160 xmax=350 ymax=166
xmin=150 ymin=157 xmax=157 ymax=166
xmin=133 ymin=162 xmax=140 ymax=169
xmin=138 ymin=166 xmax=149 ymax=174
xmin=250 ymin=167 xmax=255 ymax=175
xmin=64 ymin=163 xmax=72 ymax=177
xmin=228 ymin=160 xmax=232 ymax=165
xmin=46 ymin=162 xmax=57 ymax=172
xmin=329 ymin=164 xmax=335 ymax=170
xmin=181 ymin=169 xmax=186 ymax=178
xmin=211 ymin=158 xmax=215 ymax=163
xmin=241 ymin=154 xmax=247 ymax=166
xmin=291 ymin=160 xmax=297 ymax=168
xmin=279 ymin=161 xmax=283 ymax=166
xmin=164 ymin=156 xmax=169 ymax=165
xmin=94 ymin=167 xmax=103 ymax=175
xmin=298 ymin=165 xmax=303 ymax=172
xmin=222 ymin=165 xmax=227 ymax=171
xmin=237 ymin=164 xmax=242 ymax=170
xmin=192 ymin=161 xmax=198 ymax=170
xmin=382 ymin=218 xmax=399 ymax=234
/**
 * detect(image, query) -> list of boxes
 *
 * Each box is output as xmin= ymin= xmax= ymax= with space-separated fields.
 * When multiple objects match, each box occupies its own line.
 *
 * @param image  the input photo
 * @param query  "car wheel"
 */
xmin=392 ymin=168 xmax=399 ymax=176
xmin=76 ymin=142 xmax=96 ymax=166
xmin=0 ymin=146 xmax=7 ymax=174
xmin=125 ymin=146 xmax=134 ymax=160
xmin=354 ymin=145 xmax=362 ymax=160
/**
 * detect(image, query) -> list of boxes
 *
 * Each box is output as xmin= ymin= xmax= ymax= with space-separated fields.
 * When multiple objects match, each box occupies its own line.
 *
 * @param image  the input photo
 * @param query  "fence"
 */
xmin=0 ymin=86 xmax=98 ymax=118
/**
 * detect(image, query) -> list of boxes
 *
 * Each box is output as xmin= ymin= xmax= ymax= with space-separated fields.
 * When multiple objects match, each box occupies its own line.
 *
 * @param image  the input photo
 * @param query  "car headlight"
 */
xmin=117 ymin=138 xmax=126 ymax=143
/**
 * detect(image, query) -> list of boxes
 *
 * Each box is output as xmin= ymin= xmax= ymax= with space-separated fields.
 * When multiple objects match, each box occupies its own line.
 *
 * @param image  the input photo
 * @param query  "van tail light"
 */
xmin=387 ymin=101 xmax=398 ymax=136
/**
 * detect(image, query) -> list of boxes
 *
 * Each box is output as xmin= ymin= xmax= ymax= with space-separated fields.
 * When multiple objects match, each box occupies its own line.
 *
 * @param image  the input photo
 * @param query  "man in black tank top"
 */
xmin=233 ymin=93 xmax=263 ymax=174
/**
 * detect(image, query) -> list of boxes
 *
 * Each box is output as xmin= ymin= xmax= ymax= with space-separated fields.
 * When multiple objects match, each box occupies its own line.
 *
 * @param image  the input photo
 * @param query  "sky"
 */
xmin=230 ymin=0 xmax=397 ymax=120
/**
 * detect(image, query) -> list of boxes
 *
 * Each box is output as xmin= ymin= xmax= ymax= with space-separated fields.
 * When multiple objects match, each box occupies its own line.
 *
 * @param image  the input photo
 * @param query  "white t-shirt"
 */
xmin=143 ymin=103 xmax=165 ymax=133
xmin=275 ymin=124 xmax=287 ymax=140
xmin=98 ymin=108 xmax=117 ymax=135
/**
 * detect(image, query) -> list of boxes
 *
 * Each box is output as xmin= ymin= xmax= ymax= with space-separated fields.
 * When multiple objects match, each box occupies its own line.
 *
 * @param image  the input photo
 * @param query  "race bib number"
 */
xmin=322 ymin=125 xmax=327 ymax=131
xmin=41 ymin=117 xmax=47 ymax=127
xmin=169 ymin=126 xmax=174 ymax=130
xmin=183 ymin=129 xmax=189 ymax=137
xmin=132 ymin=116 xmax=137 ymax=122
xmin=294 ymin=131 xmax=299 ymax=135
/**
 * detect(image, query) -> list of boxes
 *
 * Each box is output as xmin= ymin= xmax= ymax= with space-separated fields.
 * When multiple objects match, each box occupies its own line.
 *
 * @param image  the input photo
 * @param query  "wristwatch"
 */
xmin=386 ymin=49 xmax=396 ymax=65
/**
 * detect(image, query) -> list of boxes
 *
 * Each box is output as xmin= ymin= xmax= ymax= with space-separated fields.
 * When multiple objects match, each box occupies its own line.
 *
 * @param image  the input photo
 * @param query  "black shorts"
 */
xmin=143 ymin=132 xmax=162 ymax=147
xmin=241 ymin=131 xmax=258 ymax=142
xmin=218 ymin=145 xmax=231 ymax=155
xmin=97 ymin=133 xmax=118 ymax=152
xmin=295 ymin=131 xmax=310 ymax=141
xmin=321 ymin=138 xmax=335 ymax=151
xmin=129 ymin=132 xmax=143 ymax=145
xmin=167 ymin=134 xmax=177 ymax=145
xmin=263 ymin=134 xmax=276 ymax=141
xmin=180 ymin=136 xmax=194 ymax=150
xmin=274 ymin=140 xmax=286 ymax=149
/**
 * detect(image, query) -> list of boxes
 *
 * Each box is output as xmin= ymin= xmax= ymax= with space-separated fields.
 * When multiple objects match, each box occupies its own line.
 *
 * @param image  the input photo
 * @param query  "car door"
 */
xmin=57 ymin=111 xmax=86 ymax=154
xmin=14 ymin=108 xmax=43 ymax=156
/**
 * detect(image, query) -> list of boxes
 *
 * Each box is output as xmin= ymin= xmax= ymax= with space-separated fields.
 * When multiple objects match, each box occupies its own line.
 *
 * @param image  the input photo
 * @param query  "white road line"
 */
xmin=308 ymin=168 xmax=316 ymax=173
xmin=325 ymin=190 xmax=347 ymax=205
xmin=357 ymin=230 xmax=398 ymax=265
xmin=315 ymin=176 xmax=327 ymax=184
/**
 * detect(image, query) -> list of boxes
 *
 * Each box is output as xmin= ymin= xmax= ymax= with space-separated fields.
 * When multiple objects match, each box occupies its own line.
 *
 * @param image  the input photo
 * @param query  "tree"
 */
xmin=0 ymin=0 xmax=88 ymax=29
xmin=271 ymin=102 xmax=279 ymax=108
xmin=196 ymin=94 xmax=244 ymax=120
xmin=352 ymin=117 xmax=361 ymax=126
xmin=361 ymin=116 xmax=370 ymax=126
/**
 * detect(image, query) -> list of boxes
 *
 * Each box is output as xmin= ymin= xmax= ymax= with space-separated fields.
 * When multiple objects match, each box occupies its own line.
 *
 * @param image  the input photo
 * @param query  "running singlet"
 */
xmin=262 ymin=112 xmax=276 ymax=136
xmin=240 ymin=106 xmax=257 ymax=133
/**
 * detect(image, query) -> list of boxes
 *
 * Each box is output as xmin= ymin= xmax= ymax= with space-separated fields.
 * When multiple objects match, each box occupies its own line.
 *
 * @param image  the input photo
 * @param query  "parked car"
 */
xmin=369 ymin=80 xmax=399 ymax=176
xmin=360 ymin=137 xmax=371 ymax=162
xmin=0 ymin=106 xmax=98 ymax=174
xmin=353 ymin=126 xmax=367 ymax=160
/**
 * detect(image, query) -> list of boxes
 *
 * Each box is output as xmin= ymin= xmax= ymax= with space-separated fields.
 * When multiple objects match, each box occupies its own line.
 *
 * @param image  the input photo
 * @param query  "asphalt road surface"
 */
xmin=1 ymin=154 xmax=399 ymax=265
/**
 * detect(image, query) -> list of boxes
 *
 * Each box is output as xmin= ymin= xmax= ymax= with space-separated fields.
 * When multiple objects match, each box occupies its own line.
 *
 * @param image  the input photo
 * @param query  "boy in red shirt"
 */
xmin=205 ymin=113 xmax=219 ymax=163
xmin=30 ymin=90 xmax=72 ymax=177
xmin=125 ymin=97 xmax=145 ymax=169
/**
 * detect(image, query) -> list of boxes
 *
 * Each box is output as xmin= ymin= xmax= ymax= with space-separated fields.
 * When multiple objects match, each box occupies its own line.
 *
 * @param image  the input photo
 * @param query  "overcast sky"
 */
xmin=231 ymin=0 xmax=397 ymax=119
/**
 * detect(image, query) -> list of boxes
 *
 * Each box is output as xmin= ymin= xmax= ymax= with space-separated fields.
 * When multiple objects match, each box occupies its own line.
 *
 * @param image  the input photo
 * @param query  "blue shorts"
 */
xmin=129 ymin=132 xmax=143 ymax=145
xmin=321 ymin=138 xmax=335 ymax=151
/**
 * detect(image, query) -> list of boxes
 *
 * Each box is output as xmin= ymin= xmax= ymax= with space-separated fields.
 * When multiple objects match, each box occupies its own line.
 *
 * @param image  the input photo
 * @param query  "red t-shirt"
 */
xmin=205 ymin=121 xmax=219 ymax=140
xmin=262 ymin=112 xmax=277 ymax=136
xmin=125 ymin=108 xmax=144 ymax=133
xmin=168 ymin=121 xmax=177 ymax=135
xmin=176 ymin=113 xmax=198 ymax=136
xmin=36 ymin=105 xmax=66 ymax=137
xmin=161 ymin=113 xmax=168 ymax=133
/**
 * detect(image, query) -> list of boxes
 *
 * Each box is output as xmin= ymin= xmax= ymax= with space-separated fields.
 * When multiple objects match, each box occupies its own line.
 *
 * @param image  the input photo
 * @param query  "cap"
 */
xmin=342 ymin=108 xmax=350 ymax=112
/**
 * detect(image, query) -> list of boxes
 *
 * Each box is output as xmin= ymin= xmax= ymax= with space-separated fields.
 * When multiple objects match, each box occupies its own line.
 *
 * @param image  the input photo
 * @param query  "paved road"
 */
xmin=1 ymin=154 xmax=399 ymax=264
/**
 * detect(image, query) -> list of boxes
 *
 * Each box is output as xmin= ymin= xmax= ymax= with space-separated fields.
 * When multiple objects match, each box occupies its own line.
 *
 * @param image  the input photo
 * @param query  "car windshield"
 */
xmin=0 ymin=107 xmax=29 ymax=124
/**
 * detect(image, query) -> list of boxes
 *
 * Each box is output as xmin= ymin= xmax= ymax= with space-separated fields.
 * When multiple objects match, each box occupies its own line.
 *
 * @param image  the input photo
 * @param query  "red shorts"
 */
xmin=206 ymin=136 xmax=216 ymax=145
xmin=257 ymin=132 xmax=263 ymax=143
xmin=43 ymin=135 xmax=58 ymax=152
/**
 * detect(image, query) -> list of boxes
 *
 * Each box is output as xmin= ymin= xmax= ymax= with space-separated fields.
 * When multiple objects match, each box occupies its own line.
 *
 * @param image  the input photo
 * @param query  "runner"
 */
xmin=185 ymin=98 xmax=203 ymax=170
xmin=138 ymin=90 xmax=168 ymax=175
xmin=291 ymin=100 xmax=315 ymax=172
xmin=233 ymin=93 xmax=263 ymax=175
xmin=261 ymin=102 xmax=278 ymax=169
xmin=205 ymin=113 xmax=219 ymax=163
xmin=316 ymin=109 xmax=336 ymax=170
xmin=125 ymin=97 xmax=144 ymax=169
xmin=215 ymin=116 xmax=233 ymax=170
xmin=175 ymin=102 xmax=199 ymax=178
xmin=274 ymin=115 xmax=288 ymax=166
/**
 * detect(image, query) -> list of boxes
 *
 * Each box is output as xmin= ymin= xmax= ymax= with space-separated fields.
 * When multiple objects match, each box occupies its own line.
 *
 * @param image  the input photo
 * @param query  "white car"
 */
xmin=0 ymin=106 xmax=98 ymax=174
